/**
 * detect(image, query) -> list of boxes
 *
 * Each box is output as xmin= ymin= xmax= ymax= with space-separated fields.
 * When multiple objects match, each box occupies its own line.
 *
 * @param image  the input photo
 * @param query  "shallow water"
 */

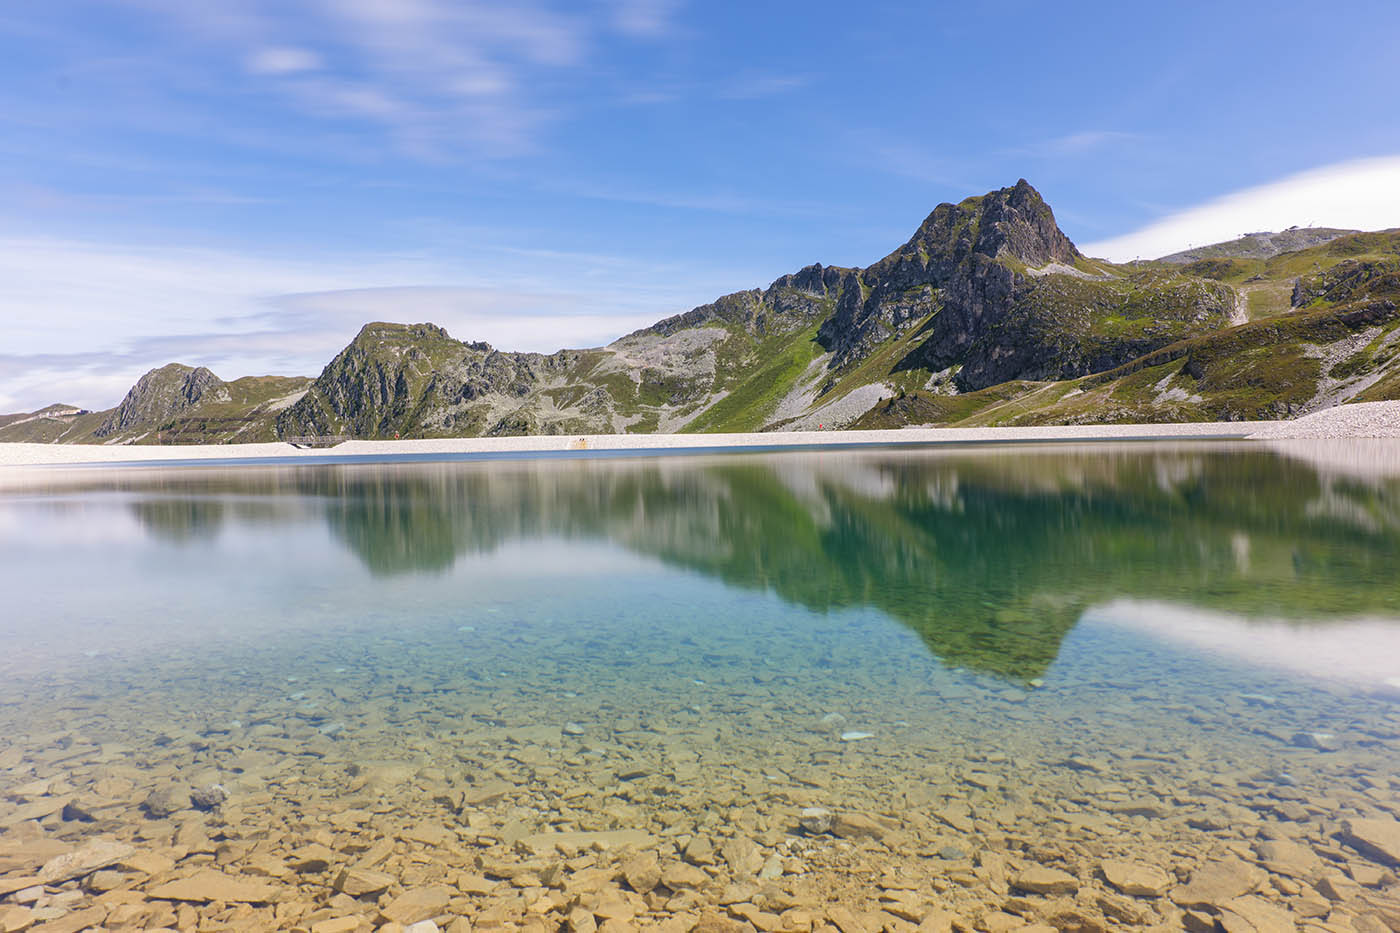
xmin=1 ymin=441 xmax=1399 ymax=932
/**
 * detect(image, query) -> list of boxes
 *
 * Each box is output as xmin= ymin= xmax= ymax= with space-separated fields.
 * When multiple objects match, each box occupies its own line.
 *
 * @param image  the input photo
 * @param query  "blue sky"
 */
xmin=3 ymin=0 xmax=1400 ymax=410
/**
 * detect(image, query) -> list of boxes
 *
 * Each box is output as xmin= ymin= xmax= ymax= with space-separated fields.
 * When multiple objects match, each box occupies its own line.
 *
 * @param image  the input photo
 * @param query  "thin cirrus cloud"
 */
xmin=133 ymin=0 xmax=685 ymax=157
xmin=1082 ymin=155 xmax=1400 ymax=261
xmin=245 ymin=45 xmax=322 ymax=75
xmin=1004 ymin=130 xmax=1145 ymax=158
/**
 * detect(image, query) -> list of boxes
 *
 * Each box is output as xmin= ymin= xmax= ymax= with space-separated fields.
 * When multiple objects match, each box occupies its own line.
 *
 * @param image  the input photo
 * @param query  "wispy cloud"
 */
xmin=1081 ymin=155 xmax=1400 ymax=261
xmin=717 ymin=73 xmax=809 ymax=100
xmin=868 ymin=143 xmax=965 ymax=188
xmin=606 ymin=0 xmax=685 ymax=37
xmin=1003 ymin=130 xmax=1144 ymax=159
xmin=245 ymin=45 xmax=322 ymax=75
xmin=120 ymin=0 xmax=685 ymax=158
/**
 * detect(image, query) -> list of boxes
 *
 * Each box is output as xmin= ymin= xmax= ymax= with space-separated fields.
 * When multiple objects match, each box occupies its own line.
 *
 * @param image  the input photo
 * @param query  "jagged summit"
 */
xmin=901 ymin=179 xmax=1080 ymax=269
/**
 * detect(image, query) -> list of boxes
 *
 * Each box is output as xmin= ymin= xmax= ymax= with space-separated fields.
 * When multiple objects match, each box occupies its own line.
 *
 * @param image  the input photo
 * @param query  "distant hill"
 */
xmin=0 ymin=368 xmax=311 ymax=445
xmin=5 ymin=181 xmax=1398 ymax=444
xmin=1157 ymin=227 xmax=1359 ymax=263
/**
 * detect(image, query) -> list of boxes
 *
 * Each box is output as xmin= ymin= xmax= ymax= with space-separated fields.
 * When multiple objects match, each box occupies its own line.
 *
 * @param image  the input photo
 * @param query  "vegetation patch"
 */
xmin=682 ymin=325 xmax=825 ymax=433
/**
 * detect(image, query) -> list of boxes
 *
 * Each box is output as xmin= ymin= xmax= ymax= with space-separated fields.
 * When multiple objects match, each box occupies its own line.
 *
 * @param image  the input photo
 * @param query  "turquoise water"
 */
xmin=1 ymin=441 xmax=1398 ymax=930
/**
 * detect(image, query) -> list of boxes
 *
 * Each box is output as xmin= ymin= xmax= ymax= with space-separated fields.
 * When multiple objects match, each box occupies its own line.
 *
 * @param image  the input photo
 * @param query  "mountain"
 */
xmin=1158 ymin=226 xmax=1359 ymax=264
xmin=273 ymin=179 xmax=1239 ymax=439
xmin=0 ymin=369 xmax=312 ymax=445
xmin=5 ymin=180 xmax=1399 ymax=444
xmin=854 ymin=231 xmax=1400 ymax=426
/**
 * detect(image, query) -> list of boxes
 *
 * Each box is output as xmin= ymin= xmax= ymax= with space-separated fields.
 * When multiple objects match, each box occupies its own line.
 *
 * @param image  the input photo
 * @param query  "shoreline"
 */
xmin=1 ymin=400 xmax=1399 ymax=468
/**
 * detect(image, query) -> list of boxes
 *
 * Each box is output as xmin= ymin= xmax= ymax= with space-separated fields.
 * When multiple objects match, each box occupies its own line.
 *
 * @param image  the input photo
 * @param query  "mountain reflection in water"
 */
xmin=55 ymin=441 xmax=1400 ymax=679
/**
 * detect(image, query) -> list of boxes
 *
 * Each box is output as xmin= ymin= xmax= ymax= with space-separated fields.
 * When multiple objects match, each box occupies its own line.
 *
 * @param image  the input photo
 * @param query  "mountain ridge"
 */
xmin=5 ymin=181 xmax=1399 ymax=444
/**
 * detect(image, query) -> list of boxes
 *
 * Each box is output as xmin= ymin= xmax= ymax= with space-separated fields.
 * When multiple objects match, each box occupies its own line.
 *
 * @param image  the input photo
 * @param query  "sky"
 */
xmin=3 ymin=0 xmax=1400 ymax=411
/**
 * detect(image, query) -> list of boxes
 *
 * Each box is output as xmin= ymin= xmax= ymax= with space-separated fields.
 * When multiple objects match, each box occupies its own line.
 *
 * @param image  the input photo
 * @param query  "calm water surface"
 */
xmin=1 ymin=440 xmax=1398 ymax=931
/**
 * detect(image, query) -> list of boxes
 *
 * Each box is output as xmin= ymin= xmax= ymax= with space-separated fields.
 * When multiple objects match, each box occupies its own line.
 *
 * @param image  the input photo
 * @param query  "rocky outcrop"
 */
xmin=815 ymin=179 xmax=1081 ymax=373
xmin=276 ymin=322 xmax=589 ymax=439
xmin=1291 ymin=257 xmax=1400 ymax=307
xmin=95 ymin=364 xmax=225 ymax=437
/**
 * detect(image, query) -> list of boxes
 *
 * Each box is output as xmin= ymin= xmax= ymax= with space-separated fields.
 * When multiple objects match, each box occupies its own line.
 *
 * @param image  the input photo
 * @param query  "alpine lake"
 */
xmin=1 ymin=440 xmax=1399 ymax=933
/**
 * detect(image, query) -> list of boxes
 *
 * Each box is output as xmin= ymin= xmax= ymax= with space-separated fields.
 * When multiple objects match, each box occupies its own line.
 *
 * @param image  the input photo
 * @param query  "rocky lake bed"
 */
xmin=2 ymin=447 xmax=1399 ymax=933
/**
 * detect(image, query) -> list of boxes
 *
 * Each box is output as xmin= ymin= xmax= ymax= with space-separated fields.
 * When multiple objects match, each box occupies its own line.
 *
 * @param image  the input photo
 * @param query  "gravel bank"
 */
xmin=1 ymin=400 xmax=1398 ymax=468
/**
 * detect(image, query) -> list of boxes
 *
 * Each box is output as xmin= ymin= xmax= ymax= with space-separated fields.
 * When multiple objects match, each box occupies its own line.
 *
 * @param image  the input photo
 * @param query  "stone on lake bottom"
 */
xmin=1254 ymin=839 xmax=1320 ymax=878
xmin=38 ymin=838 xmax=134 ymax=884
xmin=141 ymin=785 xmax=188 ymax=818
xmin=1290 ymin=731 xmax=1340 ymax=752
xmin=1012 ymin=866 xmax=1079 ymax=895
xmin=1343 ymin=817 xmax=1400 ymax=866
xmin=623 ymin=850 xmax=661 ymax=894
xmin=379 ymin=885 xmax=453 ymax=925
xmin=1100 ymin=859 xmax=1172 ymax=897
xmin=799 ymin=807 xmax=833 ymax=834
xmin=189 ymin=783 xmax=228 ymax=811
xmin=660 ymin=862 xmax=709 ymax=890
xmin=335 ymin=866 xmax=394 ymax=897
xmin=146 ymin=869 xmax=279 ymax=903
xmin=1171 ymin=858 xmax=1266 ymax=908
xmin=310 ymin=918 xmax=364 ymax=933
xmin=831 ymin=812 xmax=888 ymax=841
xmin=288 ymin=842 xmax=336 ymax=873
xmin=1217 ymin=895 xmax=1297 ymax=933
xmin=520 ymin=828 xmax=652 ymax=856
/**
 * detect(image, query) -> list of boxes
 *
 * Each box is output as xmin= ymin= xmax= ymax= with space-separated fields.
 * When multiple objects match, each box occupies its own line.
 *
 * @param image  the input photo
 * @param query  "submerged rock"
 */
xmin=1343 ymin=817 xmax=1400 ymax=866
xmin=379 ymin=885 xmax=453 ymax=925
xmin=141 ymin=784 xmax=188 ymax=818
xmin=189 ymin=784 xmax=228 ymax=811
xmin=798 ymin=807 xmax=834 ymax=834
xmin=335 ymin=866 xmax=394 ymax=897
xmin=1171 ymin=858 xmax=1266 ymax=908
xmin=1217 ymin=895 xmax=1298 ymax=933
xmin=146 ymin=869 xmax=278 ymax=903
xmin=1100 ymin=859 xmax=1172 ymax=897
xmin=1290 ymin=731 xmax=1340 ymax=751
xmin=622 ymin=850 xmax=660 ymax=894
xmin=1012 ymin=866 xmax=1079 ymax=895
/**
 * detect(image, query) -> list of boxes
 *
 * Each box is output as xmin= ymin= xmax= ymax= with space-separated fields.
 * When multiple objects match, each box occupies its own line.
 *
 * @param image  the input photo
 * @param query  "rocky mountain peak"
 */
xmin=904 ymin=179 xmax=1079 ymax=269
xmin=95 ymin=363 xmax=225 ymax=437
xmin=352 ymin=322 xmax=452 ymax=345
